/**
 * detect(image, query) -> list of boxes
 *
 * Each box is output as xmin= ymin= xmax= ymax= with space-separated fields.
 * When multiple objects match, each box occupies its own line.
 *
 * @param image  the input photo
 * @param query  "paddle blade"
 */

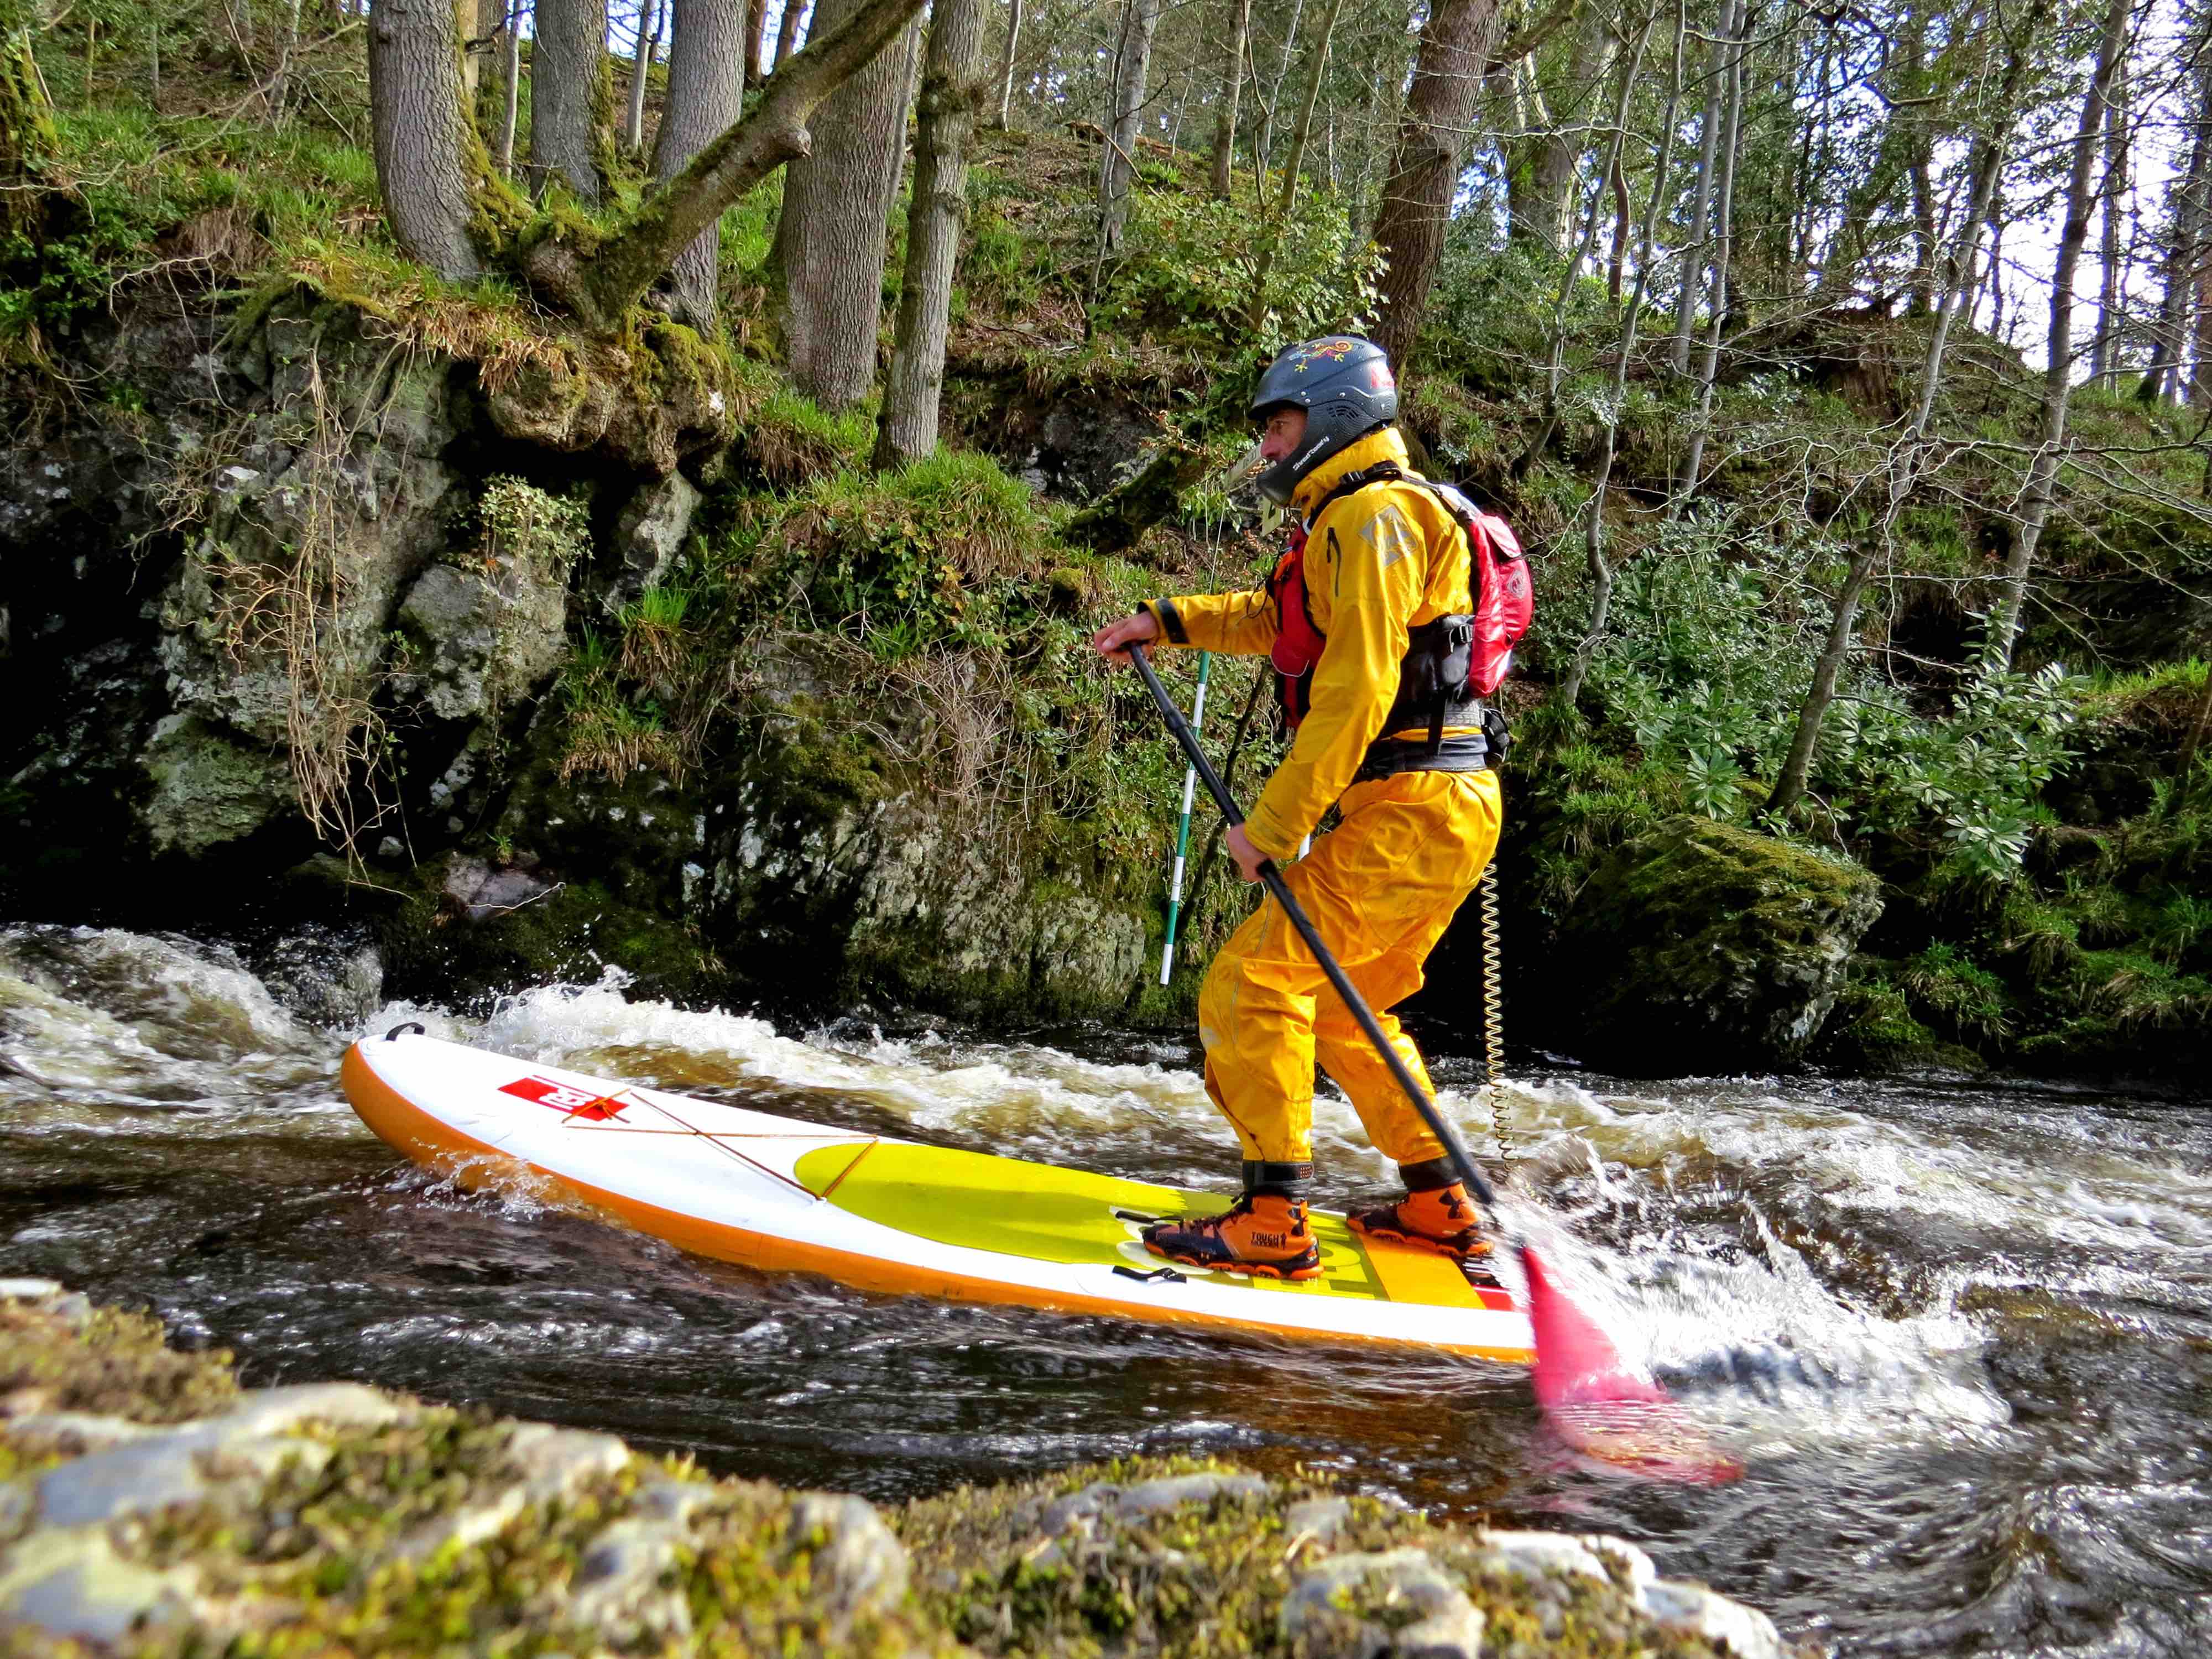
xmin=1519 ymin=1245 xmax=1745 ymax=1485
xmin=1521 ymin=1245 xmax=1663 ymax=1411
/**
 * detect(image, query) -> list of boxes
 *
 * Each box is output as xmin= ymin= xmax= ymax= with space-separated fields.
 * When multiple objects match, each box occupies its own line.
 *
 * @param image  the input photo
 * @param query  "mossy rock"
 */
xmin=0 ymin=1296 xmax=237 ymax=1433
xmin=1551 ymin=816 xmax=1884 ymax=1075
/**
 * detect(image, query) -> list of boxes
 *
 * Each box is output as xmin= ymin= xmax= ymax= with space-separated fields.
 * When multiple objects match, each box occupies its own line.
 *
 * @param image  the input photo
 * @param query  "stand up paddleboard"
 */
xmin=342 ymin=1028 xmax=1535 ymax=1363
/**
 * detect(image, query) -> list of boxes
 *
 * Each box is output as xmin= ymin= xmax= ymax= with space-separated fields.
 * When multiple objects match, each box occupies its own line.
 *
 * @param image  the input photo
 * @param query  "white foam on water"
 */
xmin=0 ymin=925 xmax=334 ymax=1128
xmin=415 ymin=975 xmax=2028 ymax=1450
xmin=15 ymin=927 xmax=2189 ymax=1460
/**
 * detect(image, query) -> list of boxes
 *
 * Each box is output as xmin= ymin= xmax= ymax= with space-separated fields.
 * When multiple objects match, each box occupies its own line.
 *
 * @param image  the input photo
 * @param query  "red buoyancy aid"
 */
xmin=1266 ymin=464 xmax=1532 ymax=731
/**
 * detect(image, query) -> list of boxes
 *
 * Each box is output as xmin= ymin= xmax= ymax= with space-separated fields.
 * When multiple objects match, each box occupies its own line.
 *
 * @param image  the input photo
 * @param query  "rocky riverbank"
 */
xmin=0 ymin=1281 xmax=1806 ymax=1657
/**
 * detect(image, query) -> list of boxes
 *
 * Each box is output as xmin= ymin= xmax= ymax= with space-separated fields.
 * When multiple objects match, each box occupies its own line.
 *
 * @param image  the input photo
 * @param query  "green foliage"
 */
xmin=1422 ymin=235 xmax=1614 ymax=393
xmin=1898 ymin=941 xmax=2013 ymax=1044
xmin=1095 ymin=184 xmax=1382 ymax=353
xmin=1841 ymin=649 xmax=2080 ymax=884
xmin=477 ymin=476 xmax=591 ymax=580
xmin=791 ymin=449 xmax=1048 ymax=656
xmin=1577 ymin=526 xmax=1816 ymax=804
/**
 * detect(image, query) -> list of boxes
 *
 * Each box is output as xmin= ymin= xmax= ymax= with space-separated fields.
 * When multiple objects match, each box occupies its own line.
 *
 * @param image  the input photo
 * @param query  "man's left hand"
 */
xmin=1226 ymin=824 xmax=1266 ymax=884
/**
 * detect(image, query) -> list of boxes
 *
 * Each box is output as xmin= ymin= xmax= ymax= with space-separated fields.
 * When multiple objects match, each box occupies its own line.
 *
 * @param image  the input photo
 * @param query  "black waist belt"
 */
xmin=1354 ymin=729 xmax=1491 ymax=781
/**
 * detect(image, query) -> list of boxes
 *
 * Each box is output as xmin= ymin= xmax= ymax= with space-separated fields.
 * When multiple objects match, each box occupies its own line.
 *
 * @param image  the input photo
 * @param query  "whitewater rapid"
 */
xmin=4 ymin=921 xmax=2209 ymax=1653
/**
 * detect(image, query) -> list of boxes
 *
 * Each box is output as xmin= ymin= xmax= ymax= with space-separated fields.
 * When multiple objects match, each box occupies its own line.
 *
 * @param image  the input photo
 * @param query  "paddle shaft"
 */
xmin=1128 ymin=643 xmax=1502 ymax=1217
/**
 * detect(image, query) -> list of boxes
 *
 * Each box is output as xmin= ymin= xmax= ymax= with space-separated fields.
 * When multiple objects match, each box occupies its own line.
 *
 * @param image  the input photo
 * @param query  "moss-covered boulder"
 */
xmin=0 ymin=1286 xmax=1811 ymax=1658
xmin=1550 ymin=817 xmax=1884 ymax=1075
xmin=898 ymin=1460 xmax=1801 ymax=1659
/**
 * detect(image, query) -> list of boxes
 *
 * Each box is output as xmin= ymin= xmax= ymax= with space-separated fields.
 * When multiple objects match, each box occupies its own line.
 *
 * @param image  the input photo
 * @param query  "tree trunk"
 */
xmin=2092 ymin=56 xmax=2128 ymax=385
xmin=0 ymin=24 xmax=51 ymax=249
xmin=991 ymin=0 xmax=1021 ymax=126
xmin=776 ymin=0 xmax=921 ymax=406
xmin=1559 ymin=0 xmax=1683 ymax=713
xmin=525 ymin=0 xmax=930 ymax=330
xmin=1605 ymin=144 xmax=1629 ymax=302
xmin=2194 ymin=259 xmax=2212 ymax=404
xmin=1789 ymin=22 xmax=1834 ymax=286
xmin=2138 ymin=51 xmax=2210 ymax=403
xmin=1990 ymin=0 xmax=2132 ymax=665
xmin=652 ymin=0 xmax=746 ymax=326
xmin=475 ymin=0 xmax=511 ymax=132
xmin=498 ymin=2 xmax=522 ymax=174
xmin=875 ymin=0 xmax=985 ymax=467
xmin=1902 ymin=4 xmax=1934 ymax=315
xmin=1371 ymin=0 xmax=1507 ymax=371
xmin=1670 ymin=0 xmax=1733 ymax=374
xmin=1520 ymin=0 xmax=1609 ymax=256
xmin=456 ymin=0 xmax=481 ymax=108
xmin=370 ymin=0 xmax=485 ymax=279
xmin=531 ymin=0 xmax=613 ymax=202
xmin=1518 ymin=3 xmax=1651 ymax=476
xmin=1271 ymin=0 xmax=1344 ymax=221
xmin=774 ymin=0 xmax=810 ymax=69
xmin=1095 ymin=0 xmax=1162 ymax=263
xmin=1671 ymin=0 xmax=1746 ymax=506
xmin=625 ymin=0 xmax=663 ymax=154
xmin=1766 ymin=0 xmax=2043 ymax=815
xmin=1253 ymin=0 xmax=1306 ymax=184
xmin=1241 ymin=0 xmax=1348 ymax=325
xmin=1209 ymin=0 xmax=1250 ymax=197
xmin=744 ymin=0 xmax=769 ymax=84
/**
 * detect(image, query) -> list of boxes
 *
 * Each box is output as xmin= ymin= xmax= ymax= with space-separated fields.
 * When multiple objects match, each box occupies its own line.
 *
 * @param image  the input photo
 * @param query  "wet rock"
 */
xmin=1474 ymin=1528 xmax=1623 ymax=1587
xmin=32 ymin=1383 xmax=402 ymax=1528
xmin=137 ymin=714 xmax=294 ymax=858
xmin=0 ymin=1526 xmax=198 ymax=1644
xmin=2 ymin=1291 xmax=1813 ymax=1659
xmin=249 ymin=922 xmax=384 ymax=1028
xmin=399 ymin=1422 xmax=630 ymax=1561
xmin=565 ymin=1474 xmax=716 ymax=1640
xmin=441 ymin=853 xmax=559 ymax=921
xmin=1641 ymin=1578 xmax=1787 ymax=1658
xmin=1036 ymin=1470 xmax=1270 ymax=1534
xmin=394 ymin=553 xmax=570 ymax=724
xmin=1551 ymin=815 xmax=1883 ymax=1073
xmin=1284 ymin=1495 xmax=1353 ymax=1548
xmin=609 ymin=470 xmax=702 ymax=611
xmin=1280 ymin=1547 xmax=1486 ymax=1659
xmin=4 ymin=1412 xmax=165 ymax=1456
xmin=787 ymin=1491 xmax=910 ymax=1624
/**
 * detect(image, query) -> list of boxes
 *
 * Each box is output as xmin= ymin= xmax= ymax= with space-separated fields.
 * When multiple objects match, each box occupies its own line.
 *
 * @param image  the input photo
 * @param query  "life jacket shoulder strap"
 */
xmin=1303 ymin=461 xmax=1407 ymax=529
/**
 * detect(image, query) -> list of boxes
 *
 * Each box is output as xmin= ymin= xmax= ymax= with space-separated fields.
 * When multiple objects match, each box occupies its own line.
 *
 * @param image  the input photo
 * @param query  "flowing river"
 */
xmin=2 ymin=922 xmax=2209 ymax=1656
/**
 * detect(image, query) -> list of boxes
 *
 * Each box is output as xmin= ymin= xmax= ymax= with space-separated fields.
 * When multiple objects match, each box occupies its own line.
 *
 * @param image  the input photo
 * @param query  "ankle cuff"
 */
xmin=1397 ymin=1156 xmax=1459 ymax=1193
xmin=1242 ymin=1159 xmax=1313 ymax=1198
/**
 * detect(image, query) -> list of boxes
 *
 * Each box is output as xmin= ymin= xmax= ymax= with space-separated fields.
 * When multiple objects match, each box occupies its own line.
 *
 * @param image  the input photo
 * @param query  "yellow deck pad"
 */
xmin=792 ymin=1140 xmax=1497 ymax=1310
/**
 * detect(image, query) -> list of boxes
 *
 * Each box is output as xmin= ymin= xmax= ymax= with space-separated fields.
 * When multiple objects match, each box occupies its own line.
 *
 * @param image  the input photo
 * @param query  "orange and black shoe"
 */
xmin=1348 ymin=1158 xmax=1493 ymax=1265
xmin=1143 ymin=1161 xmax=1321 ymax=1281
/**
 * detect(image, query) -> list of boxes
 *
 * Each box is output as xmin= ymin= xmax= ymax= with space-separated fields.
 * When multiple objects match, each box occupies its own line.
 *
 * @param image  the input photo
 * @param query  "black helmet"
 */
xmin=1248 ymin=336 xmax=1399 ymax=507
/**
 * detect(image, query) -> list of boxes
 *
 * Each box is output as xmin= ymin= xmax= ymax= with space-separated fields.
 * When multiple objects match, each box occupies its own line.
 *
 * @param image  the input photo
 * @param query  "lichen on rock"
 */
xmin=895 ymin=1455 xmax=1801 ymax=1659
xmin=0 ymin=1288 xmax=1811 ymax=1659
xmin=393 ymin=477 xmax=588 ymax=724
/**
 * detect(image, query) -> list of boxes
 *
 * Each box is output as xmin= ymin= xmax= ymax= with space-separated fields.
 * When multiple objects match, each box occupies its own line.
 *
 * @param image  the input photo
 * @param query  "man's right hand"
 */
xmin=1089 ymin=611 xmax=1160 ymax=664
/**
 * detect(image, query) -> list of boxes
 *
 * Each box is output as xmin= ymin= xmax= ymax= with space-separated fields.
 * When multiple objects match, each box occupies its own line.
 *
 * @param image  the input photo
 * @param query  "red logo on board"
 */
xmin=499 ymin=1076 xmax=627 ymax=1121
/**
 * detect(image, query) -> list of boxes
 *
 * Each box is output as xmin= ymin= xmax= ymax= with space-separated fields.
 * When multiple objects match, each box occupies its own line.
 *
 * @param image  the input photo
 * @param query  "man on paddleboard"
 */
xmin=1091 ymin=335 xmax=1523 ymax=1284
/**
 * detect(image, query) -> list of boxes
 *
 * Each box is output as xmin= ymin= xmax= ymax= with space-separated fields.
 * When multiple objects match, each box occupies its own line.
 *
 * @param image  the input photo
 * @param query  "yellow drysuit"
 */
xmin=1144 ymin=427 xmax=1503 ymax=1167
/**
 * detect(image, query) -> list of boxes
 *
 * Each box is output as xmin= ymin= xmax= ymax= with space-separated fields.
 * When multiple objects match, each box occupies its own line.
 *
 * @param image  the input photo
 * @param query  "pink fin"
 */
xmin=1520 ymin=1247 xmax=1742 ymax=1485
xmin=1522 ymin=1246 xmax=1666 ymax=1410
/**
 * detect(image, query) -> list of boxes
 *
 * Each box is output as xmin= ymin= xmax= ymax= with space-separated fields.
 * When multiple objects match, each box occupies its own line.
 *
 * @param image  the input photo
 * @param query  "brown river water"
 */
xmin=2 ymin=922 xmax=2209 ymax=1655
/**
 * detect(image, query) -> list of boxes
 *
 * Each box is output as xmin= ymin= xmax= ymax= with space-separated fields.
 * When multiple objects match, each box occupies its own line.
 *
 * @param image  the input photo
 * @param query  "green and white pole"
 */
xmin=1159 ymin=650 xmax=1212 ymax=985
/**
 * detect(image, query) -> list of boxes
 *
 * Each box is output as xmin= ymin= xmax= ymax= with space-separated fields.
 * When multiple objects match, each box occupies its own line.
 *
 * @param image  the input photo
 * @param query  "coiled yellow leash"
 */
xmin=1479 ymin=862 xmax=1510 ymax=1164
